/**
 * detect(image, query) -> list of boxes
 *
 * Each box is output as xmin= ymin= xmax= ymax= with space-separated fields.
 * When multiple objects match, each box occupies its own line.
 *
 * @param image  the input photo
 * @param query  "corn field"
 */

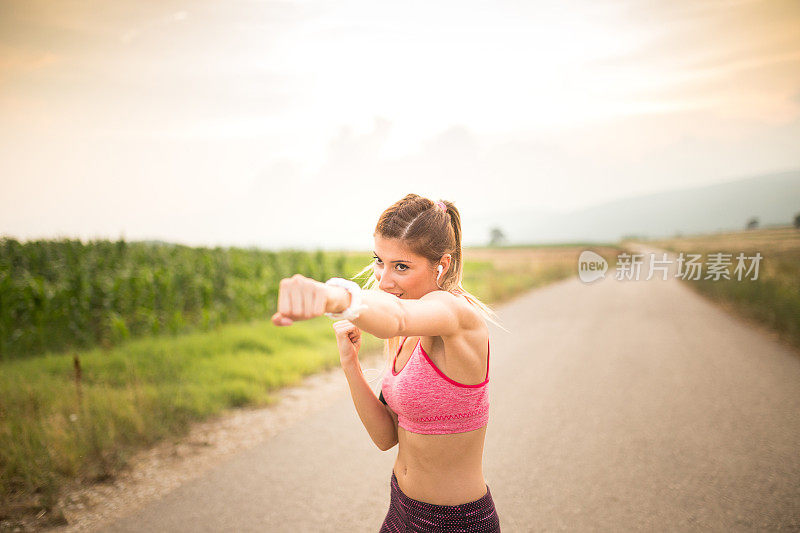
xmin=0 ymin=237 xmax=361 ymax=360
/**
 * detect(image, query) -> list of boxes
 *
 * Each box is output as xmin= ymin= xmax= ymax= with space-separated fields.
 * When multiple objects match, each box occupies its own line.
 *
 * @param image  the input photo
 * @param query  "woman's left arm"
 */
xmin=352 ymin=289 xmax=465 ymax=339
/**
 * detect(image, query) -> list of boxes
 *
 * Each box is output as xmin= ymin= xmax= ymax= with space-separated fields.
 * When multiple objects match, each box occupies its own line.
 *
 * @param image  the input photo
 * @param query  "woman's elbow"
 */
xmin=377 ymin=428 xmax=398 ymax=451
xmin=378 ymin=437 xmax=398 ymax=451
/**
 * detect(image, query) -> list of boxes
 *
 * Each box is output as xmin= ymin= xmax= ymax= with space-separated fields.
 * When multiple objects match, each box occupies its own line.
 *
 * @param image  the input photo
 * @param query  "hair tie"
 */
xmin=436 ymin=201 xmax=447 ymax=212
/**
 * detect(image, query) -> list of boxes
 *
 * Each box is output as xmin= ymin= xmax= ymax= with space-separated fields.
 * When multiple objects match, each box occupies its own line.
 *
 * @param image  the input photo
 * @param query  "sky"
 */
xmin=1 ymin=0 xmax=799 ymax=250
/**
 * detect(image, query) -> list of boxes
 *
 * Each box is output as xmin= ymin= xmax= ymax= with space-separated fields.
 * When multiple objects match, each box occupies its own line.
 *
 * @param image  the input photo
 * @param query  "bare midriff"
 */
xmin=393 ymin=423 xmax=488 ymax=506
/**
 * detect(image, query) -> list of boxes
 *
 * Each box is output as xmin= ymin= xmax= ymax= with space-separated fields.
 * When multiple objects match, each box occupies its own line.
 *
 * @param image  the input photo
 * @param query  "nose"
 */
xmin=377 ymin=268 xmax=395 ymax=292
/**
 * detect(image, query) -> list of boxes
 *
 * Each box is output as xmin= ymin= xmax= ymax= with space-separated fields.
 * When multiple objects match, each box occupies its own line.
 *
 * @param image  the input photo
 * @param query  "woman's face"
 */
xmin=373 ymin=235 xmax=438 ymax=300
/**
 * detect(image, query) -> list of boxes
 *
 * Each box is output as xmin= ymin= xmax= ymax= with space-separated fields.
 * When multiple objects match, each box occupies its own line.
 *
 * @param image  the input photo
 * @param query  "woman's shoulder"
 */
xmin=452 ymin=291 xmax=486 ymax=333
xmin=433 ymin=294 xmax=488 ymax=350
xmin=417 ymin=290 xmax=487 ymax=344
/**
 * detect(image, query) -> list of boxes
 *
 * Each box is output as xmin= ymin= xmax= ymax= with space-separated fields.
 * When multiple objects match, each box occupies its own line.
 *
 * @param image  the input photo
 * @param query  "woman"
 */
xmin=272 ymin=194 xmax=504 ymax=532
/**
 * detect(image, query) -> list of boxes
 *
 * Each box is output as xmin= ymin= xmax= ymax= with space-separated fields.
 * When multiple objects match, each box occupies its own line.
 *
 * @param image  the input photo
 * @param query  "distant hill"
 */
xmin=463 ymin=169 xmax=800 ymax=245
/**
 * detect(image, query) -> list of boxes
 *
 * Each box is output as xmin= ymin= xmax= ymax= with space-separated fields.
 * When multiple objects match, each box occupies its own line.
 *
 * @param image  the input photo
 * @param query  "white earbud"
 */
xmin=437 ymin=265 xmax=443 ymax=280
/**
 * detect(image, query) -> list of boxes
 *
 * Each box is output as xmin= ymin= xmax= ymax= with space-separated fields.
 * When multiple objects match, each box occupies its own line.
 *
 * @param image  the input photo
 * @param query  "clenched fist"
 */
xmin=332 ymin=320 xmax=361 ymax=366
xmin=271 ymin=274 xmax=349 ymax=326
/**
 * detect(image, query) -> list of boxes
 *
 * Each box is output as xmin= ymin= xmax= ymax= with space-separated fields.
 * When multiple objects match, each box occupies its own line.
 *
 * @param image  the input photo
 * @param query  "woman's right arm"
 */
xmin=332 ymin=319 xmax=397 ymax=451
xmin=341 ymin=360 xmax=398 ymax=451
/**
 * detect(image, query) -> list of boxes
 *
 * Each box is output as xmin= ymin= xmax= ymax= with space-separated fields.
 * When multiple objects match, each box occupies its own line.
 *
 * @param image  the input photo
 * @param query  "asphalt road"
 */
xmin=100 ymin=245 xmax=800 ymax=532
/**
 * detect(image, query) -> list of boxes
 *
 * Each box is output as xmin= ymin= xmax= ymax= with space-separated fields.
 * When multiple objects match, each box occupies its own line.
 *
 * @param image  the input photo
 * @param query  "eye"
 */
xmin=373 ymin=256 xmax=408 ymax=272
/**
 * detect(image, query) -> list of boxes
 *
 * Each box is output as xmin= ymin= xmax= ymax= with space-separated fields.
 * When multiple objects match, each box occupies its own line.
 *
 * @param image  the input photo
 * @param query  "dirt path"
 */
xmin=56 ymin=244 xmax=800 ymax=532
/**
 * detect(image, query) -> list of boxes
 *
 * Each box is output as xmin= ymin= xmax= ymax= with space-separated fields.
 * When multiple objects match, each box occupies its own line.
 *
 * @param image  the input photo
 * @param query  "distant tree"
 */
xmin=621 ymin=234 xmax=647 ymax=241
xmin=746 ymin=217 xmax=759 ymax=230
xmin=489 ymin=227 xmax=507 ymax=247
xmin=794 ymin=212 xmax=800 ymax=229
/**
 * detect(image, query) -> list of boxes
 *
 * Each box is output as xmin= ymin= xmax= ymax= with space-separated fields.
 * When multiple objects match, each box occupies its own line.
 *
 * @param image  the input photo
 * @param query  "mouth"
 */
xmin=388 ymin=292 xmax=403 ymax=298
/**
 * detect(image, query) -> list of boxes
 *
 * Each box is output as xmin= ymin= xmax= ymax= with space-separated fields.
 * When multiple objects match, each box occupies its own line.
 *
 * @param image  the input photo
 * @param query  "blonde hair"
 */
xmin=349 ymin=194 xmax=508 ymax=390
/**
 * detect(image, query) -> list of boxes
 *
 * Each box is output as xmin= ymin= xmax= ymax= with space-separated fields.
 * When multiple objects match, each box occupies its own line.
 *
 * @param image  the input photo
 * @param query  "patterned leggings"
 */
xmin=379 ymin=470 xmax=501 ymax=532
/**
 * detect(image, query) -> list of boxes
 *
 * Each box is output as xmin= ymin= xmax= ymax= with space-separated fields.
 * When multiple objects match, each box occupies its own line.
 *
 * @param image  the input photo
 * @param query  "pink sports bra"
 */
xmin=381 ymin=335 xmax=490 ymax=435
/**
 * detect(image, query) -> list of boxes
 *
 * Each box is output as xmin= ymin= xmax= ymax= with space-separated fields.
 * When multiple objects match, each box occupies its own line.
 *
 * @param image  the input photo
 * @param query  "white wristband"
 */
xmin=323 ymin=277 xmax=368 ymax=321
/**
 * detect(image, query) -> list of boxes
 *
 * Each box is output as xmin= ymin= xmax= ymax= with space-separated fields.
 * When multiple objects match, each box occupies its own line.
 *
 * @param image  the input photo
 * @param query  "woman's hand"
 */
xmin=332 ymin=320 xmax=361 ymax=367
xmin=271 ymin=274 xmax=348 ymax=326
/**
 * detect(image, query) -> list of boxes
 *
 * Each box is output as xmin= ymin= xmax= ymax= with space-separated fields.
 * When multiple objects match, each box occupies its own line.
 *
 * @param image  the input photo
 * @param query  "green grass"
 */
xmin=0 ymin=318 xmax=384 ymax=512
xmin=463 ymin=260 xmax=576 ymax=304
xmin=646 ymin=228 xmax=800 ymax=352
xmin=668 ymin=247 xmax=800 ymax=351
